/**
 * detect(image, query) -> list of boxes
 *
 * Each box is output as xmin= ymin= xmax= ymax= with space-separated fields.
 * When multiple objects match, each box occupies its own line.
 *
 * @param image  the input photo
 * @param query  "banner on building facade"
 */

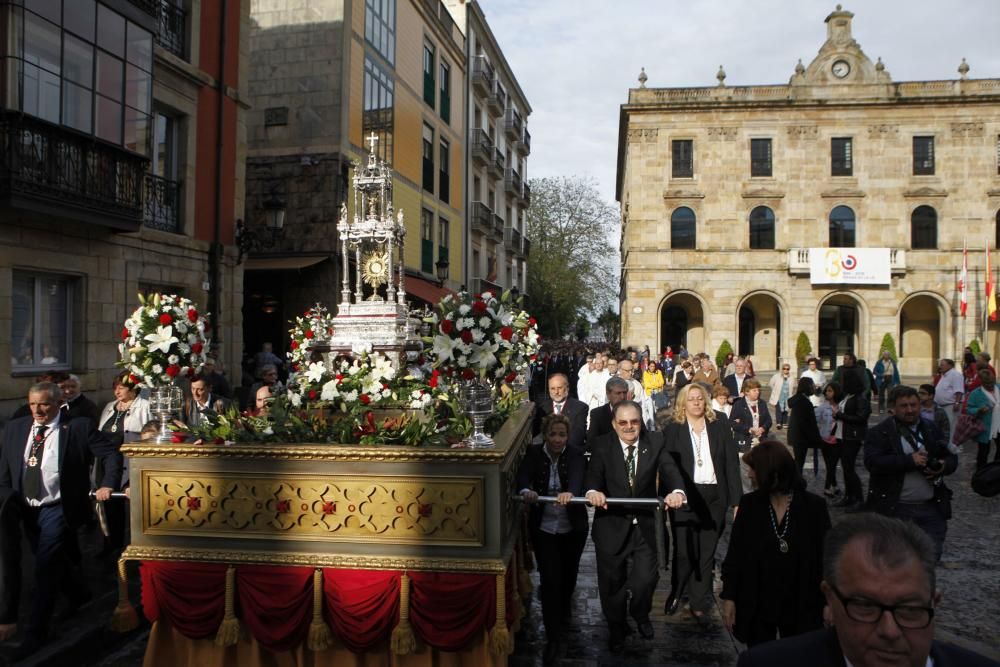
xmin=809 ymin=248 xmax=891 ymax=285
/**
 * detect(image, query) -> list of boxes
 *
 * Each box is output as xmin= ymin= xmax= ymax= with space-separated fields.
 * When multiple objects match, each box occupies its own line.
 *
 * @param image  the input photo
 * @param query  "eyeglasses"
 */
xmin=828 ymin=584 xmax=934 ymax=629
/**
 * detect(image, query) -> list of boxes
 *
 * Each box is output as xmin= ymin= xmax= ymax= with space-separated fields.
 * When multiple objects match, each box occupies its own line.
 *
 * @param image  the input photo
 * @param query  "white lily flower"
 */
xmin=305 ymin=362 xmax=327 ymax=383
xmin=320 ymin=379 xmax=340 ymax=401
xmin=144 ymin=325 xmax=179 ymax=354
xmin=469 ymin=341 xmax=500 ymax=369
xmin=433 ymin=334 xmax=459 ymax=363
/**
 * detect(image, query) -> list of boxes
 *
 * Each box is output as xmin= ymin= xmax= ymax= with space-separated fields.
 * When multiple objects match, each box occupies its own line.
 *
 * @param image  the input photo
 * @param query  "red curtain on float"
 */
xmin=139 ymin=562 xmax=510 ymax=653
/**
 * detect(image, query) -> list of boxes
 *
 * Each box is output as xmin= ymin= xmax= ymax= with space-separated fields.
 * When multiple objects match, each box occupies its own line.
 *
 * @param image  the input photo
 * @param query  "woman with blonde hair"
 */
xmin=662 ymin=383 xmax=743 ymax=626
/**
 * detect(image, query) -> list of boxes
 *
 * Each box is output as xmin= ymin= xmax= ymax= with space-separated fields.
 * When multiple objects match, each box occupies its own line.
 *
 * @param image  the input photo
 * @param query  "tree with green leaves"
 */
xmin=715 ymin=340 xmax=734 ymax=370
xmin=597 ymin=307 xmax=621 ymax=346
xmin=878 ymin=333 xmax=897 ymax=361
xmin=525 ymin=176 xmax=618 ymax=339
xmin=795 ymin=332 xmax=813 ymax=368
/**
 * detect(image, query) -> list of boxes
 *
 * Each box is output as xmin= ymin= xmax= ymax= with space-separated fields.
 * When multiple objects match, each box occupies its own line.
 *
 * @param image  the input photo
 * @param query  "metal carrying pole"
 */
xmin=513 ymin=495 xmax=670 ymax=571
xmin=89 ymin=491 xmax=130 ymax=500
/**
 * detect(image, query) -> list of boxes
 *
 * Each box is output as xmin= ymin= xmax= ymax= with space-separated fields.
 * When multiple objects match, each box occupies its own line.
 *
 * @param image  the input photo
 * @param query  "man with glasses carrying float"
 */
xmin=737 ymin=513 xmax=998 ymax=666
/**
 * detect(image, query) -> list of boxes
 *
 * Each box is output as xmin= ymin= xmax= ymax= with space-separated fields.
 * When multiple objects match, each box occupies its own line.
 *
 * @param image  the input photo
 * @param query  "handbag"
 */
xmin=952 ymin=412 xmax=984 ymax=445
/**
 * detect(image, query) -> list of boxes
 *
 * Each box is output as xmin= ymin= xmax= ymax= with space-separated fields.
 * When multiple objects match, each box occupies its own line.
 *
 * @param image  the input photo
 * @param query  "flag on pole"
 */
xmin=959 ymin=240 xmax=968 ymax=317
xmin=988 ymin=243 xmax=997 ymax=322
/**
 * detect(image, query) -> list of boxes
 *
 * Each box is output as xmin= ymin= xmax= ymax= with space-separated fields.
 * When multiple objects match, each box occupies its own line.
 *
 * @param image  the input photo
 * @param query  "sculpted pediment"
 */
xmin=790 ymin=6 xmax=891 ymax=87
xmin=741 ymin=188 xmax=785 ymax=199
xmin=903 ymin=187 xmax=948 ymax=198
xmin=820 ymin=188 xmax=865 ymax=199
xmin=662 ymin=189 xmax=705 ymax=200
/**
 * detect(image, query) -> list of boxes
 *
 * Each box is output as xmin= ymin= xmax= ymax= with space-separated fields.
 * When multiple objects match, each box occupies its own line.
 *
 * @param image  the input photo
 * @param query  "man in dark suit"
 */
xmin=58 ymin=375 xmax=101 ymax=427
xmin=532 ymin=373 xmax=588 ymax=451
xmin=585 ymin=401 xmax=685 ymax=653
xmin=586 ymin=377 xmax=631 ymax=447
xmin=182 ymin=373 xmax=233 ymax=427
xmin=737 ymin=513 xmax=999 ymax=667
xmin=721 ymin=357 xmax=750 ymax=404
xmin=0 ymin=382 xmax=122 ymax=658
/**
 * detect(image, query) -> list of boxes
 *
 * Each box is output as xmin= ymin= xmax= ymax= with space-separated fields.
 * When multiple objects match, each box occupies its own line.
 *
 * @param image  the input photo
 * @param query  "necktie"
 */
xmin=554 ymin=402 xmax=562 ymax=414
xmin=23 ymin=425 xmax=46 ymax=501
xmin=626 ymin=445 xmax=636 ymax=491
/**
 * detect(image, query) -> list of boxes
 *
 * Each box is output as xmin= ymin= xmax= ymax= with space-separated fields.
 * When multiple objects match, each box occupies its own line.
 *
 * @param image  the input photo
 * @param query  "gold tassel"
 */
xmin=109 ymin=558 xmax=139 ymax=632
xmin=307 ymin=569 xmax=334 ymax=651
xmin=214 ymin=565 xmax=240 ymax=646
xmin=390 ymin=573 xmax=417 ymax=655
xmin=487 ymin=572 xmax=512 ymax=656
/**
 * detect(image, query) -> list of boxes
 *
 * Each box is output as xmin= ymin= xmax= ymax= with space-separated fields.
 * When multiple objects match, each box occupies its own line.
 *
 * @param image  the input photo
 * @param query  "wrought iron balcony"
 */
xmin=470 ymin=202 xmax=492 ymax=234
xmin=492 ymin=213 xmax=504 ymax=238
xmin=503 ymin=226 xmax=522 ymax=255
xmin=0 ymin=111 xmax=147 ymax=230
xmin=472 ymin=57 xmax=495 ymax=97
xmin=490 ymin=148 xmax=505 ymax=178
xmin=504 ymin=169 xmax=522 ymax=198
xmin=522 ymin=181 xmax=531 ymax=207
xmin=518 ymin=127 xmax=531 ymax=156
xmin=127 ymin=0 xmax=160 ymax=18
xmin=504 ymin=108 xmax=522 ymax=141
xmin=521 ymin=236 xmax=531 ymax=258
xmin=487 ymin=86 xmax=505 ymax=117
xmin=144 ymin=173 xmax=181 ymax=232
xmin=471 ymin=129 xmax=493 ymax=167
xmin=156 ymin=0 xmax=187 ymax=58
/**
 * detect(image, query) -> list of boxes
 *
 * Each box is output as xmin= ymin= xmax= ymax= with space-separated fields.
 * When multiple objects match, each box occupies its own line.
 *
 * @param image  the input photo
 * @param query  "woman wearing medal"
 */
xmin=720 ymin=440 xmax=830 ymax=647
xmin=95 ymin=373 xmax=151 ymax=554
xmin=662 ymin=383 xmax=743 ymax=627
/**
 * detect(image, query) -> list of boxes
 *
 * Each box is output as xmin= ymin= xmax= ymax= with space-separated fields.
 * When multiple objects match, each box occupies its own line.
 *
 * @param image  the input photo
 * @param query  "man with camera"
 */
xmin=863 ymin=385 xmax=957 ymax=562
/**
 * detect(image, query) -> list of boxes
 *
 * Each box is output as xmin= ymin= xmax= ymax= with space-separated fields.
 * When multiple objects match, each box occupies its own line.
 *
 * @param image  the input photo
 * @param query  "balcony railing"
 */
xmin=519 ymin=127 xmax=531 ymax=155
xmin=490 ymin=148 xmax=505 ymax=178
xmin=127 ymin=0 xmax=160 ymax=18
xmin=156 ymin=0 xmax=187 ymax=58
xmin=503 ymin=226 xmax=522 ymax=254
xmin=470 ymin=202 xmax=492 ymax=234
xmin=522 ymin=182 xmax=531 ymax=206
xmin=472 ymin=57 xmax=495 ymax=96
xmin=504 ymin=108 xmax=522 ymax=141
xmin=144 ymin=173 xmax=181 ymax=232
xmin=504 ymin=169 xmax=521 ymax=197
xmin=492 ymin=213 xmax=504 ymax=238
xmin=487 ymin=86 xmax=505 ymax=117
xmin=787 ymin=248 xmax=906 ymax=274
xmin=521 ymin=236 xmax=531 ymax=258
xmin=0 ymin=111 xmax=146 ymax=230
xmin=471 ymin=129 xmax=493 ymax=167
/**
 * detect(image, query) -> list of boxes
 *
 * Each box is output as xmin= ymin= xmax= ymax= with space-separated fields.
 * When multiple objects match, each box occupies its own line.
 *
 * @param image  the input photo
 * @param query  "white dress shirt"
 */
xmin=23 ymin=414 xmax=62 ymax=507
xmin=688 ymin=423 xmax=718 ymax=485
xmin=934 ymin=368 xmax=964 ymax=407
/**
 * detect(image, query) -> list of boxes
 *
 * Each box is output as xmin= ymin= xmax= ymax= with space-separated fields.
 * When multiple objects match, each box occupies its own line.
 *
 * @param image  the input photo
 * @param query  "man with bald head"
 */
xmin=533 ymin=373 xmax=588 ymax=451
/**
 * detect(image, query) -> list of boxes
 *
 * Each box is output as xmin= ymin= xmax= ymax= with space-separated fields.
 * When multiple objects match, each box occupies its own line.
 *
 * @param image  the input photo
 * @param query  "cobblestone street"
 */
xmin=511 ymin=403 xmax=1000 ymax=667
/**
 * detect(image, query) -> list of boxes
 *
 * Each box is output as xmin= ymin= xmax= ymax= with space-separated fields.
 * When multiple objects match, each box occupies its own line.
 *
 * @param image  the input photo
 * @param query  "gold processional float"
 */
xmin=112 ymin=136 xmax=539 ymax=663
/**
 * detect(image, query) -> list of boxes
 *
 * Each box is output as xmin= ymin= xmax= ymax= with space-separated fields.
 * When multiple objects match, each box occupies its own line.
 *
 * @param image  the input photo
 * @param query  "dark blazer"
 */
xmin=515 ymin=443 xmax=588 ymax=534
xmin=587 ymin=403 xmax=646 ymax=449
xmin=722 ymin=374 xmax=748 ymax=402
xmin=833 ymin=393 xmax=871 ymax=441
xmin=730 ymin=398 xmax=772 ymax=448
xmin=11 ymin=393 xmax=101 ymax=426
xmin=662 ymin=414 xmax=743 ymax=519
xmin=0 ymin=416 xmax=122 ymax=528
xmin=720 ymin=489 xmax=830 ymax=643
xmin=583 ymin=431 xmax=683 ymax=555
xmin=0 ymin=492 xmax=21 ymax=623
xmin=182 ymin=394 xmax=232 ymax=426
xmin=532 ymin=396 xmax=588 ymax=451
xmin=786 ymin=393 xmax=824 ymax=450
xmin=736 ymin=627 xmax=999 ymax=667
xmin=863 ymin=416 xmax=957 ymax=517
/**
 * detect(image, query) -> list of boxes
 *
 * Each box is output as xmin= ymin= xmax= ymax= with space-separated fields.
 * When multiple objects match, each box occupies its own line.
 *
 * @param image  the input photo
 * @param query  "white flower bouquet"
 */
xmin=118 ymin=293 xmax=209 ymax=387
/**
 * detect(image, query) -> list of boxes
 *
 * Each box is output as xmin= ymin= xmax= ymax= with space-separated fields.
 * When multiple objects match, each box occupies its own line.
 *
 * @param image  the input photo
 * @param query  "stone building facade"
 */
xmin=443 ymin=0 xmax=531 ymax=295
xmin=616 ymin=6 xmax=1000 ymax=375
xmin=244 ymin=0 xmax=467 ymax=359
xmin=0 ymin=0 xmax=249 ymax=416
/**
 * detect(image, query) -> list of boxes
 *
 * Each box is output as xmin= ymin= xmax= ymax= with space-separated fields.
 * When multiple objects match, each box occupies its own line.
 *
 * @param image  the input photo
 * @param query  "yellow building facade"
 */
xmin=616 ymin=6 xmax=1000 ymax=375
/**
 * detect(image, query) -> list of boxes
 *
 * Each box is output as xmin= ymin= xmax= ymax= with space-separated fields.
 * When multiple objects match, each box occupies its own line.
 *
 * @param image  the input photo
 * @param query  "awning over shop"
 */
xmin=244 ymin=255 xmax=329 ymax=271
xmin=406 ymin=276 xmax=453 ymax=306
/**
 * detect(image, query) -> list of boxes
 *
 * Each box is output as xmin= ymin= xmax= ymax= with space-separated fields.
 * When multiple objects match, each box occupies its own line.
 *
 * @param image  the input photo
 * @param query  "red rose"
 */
xmin=308 ymin=390 xmax=318 ymax=400
xmin=505 ymin=372 xmax=517 ymax=383
xmin=335 ymin=373 xmax=344 ymax=382
xmin=213 ymin=437 xmax=225 ymax=444
xmin=472 ymin=300 xmax=488 ymax=314
xmin=461 ymin=330 xmax=474 ymax=344
xmin=159 ymin=313 xmax=173 ymax=326
xmin=191 ymin=342 xmax=203 ymax=354
xmin=305 ymin=330 xmax=315 ymax=339
xmin=187 ymin=309 xmax=198 ymax=322
xmin=500 ymin=326 xmax=514 ymax=341
xmin=382 ymin=382 xmax=390 ymax=389
xmin=528 ymin=317 xmax=537 ymax=327
xmin=461 ymin=368 xmax=476 ymax=380
xmin=440 ymin=320 xmax=454 ymax=334
xmin=429 ymin=370 xmax=440 ymax=388
xmin=530 ymin=355 xmax=538 ymax=362
xmin=121 ymin=327 xmax=129 ymax=340
xmin=165 ymin=365 xmax=180 ymax=377
xmin=290 ymin=341 xmax=299 ymax=350
xmin=170 ymin=433 xmax=186 ymax=443
xmin=360 ymin=394 xmax=371 ymax=404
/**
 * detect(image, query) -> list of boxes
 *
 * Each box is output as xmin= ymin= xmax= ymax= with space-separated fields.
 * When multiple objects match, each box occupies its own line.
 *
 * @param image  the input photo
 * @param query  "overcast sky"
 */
xmin=476 ymin=0 xmax=1000 ymax=205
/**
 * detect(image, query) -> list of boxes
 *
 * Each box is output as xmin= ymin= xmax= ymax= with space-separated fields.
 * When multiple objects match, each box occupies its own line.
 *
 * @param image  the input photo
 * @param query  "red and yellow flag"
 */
xmin=959 ymin=240 xmax=968 ymax=317
xmin=988 ymin=243 xmax=997 ymax=322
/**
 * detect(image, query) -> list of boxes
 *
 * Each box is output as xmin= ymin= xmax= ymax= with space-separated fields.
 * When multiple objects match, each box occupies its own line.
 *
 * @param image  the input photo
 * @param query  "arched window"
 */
xmin=749 ymin=206 xmax=775 ymax=249
xmin=911 ymin=205 xmax=937 ymax=249
xmin=671 ymin=206 xmax=696 ymax=249
xmin=829 ymin=205 xmax=856 ymax=247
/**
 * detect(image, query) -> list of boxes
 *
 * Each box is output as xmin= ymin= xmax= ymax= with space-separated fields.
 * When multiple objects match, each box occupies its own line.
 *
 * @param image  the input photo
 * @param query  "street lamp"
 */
xmin=236 ymin=189 xmax=288 ymax=263
xmin=262 ymin=194 xmax=286 ymax=238
xmin=435 ymin=258 xmax=449 ymax=285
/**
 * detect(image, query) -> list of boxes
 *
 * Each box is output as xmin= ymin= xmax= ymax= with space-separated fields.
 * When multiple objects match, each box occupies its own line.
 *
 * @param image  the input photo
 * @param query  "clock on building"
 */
xmin=832 ymin=59 xmax=851 ymax=78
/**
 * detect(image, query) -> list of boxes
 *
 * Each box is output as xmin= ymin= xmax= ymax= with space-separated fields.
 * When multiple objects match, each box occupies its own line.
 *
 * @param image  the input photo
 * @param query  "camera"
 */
xmin=924 ymin=457 xmax=944 ymax=474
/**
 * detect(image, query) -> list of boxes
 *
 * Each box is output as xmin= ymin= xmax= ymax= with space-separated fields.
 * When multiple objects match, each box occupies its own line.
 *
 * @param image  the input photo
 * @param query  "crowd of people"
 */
xmin=520 ymin=343 xmax=998 ymax=664
xmin=0 ymin=344 xmax=997 ymax=664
